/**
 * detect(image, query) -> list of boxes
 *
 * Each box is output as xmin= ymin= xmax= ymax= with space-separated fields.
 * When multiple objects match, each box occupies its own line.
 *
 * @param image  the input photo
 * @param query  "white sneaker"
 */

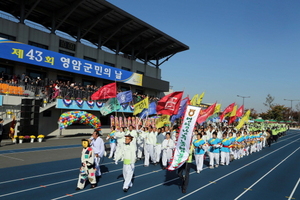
xmin=197 ymin=170 xmax=200 ymax=173
xmin=215 ymin=165 xmax=219 ymax=168
xmin=108 ymin=156 xmax=112 ymax=159
xmin=209 ymin=166 xmax=214 ymax=169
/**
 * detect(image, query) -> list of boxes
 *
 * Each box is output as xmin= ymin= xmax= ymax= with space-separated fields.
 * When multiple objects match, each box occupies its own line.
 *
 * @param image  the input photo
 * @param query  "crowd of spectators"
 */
xmin=0 ymin=72 xmax=161 ymax=104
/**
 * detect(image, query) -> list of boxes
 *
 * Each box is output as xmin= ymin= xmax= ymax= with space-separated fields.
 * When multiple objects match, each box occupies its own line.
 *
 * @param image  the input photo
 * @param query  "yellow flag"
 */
xmin=236 ymin=110 xmax=251 ymax=130
xmin=214 ymin=104 xmax=221 ymax=114
xmin=133 ymin=97 xmax=149 ymax=115
xmin=229 ymin=105 xmax=238 ymax=117
xmin=156 ymin=115 xmax=170 ymax=128
xmin=190 ymin=94 xmax=198 ymax=106
xmin=196 ymin=92 xmax=205 ymax=105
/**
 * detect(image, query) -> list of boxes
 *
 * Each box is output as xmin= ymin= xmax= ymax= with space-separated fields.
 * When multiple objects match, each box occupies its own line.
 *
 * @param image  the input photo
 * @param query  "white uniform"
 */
xmin=115 ymin=141 xmax=136 ymax=190
xmin=161 ymin=138 xmax=175 ymax=167
xmin=154 ymin=133 xmax=165 ymax=163
xmin=90 ymin=136 xmax=105 ymax=176
xmin=136 ymin=129 xmax=146 ymax=159
xmin=144 ymin=131 xmax=156 ymax=166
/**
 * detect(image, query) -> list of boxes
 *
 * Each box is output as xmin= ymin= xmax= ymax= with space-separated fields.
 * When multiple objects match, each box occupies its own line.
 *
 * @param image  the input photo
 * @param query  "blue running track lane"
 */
xmin=0 ymin=130 xmax=299 ymax=200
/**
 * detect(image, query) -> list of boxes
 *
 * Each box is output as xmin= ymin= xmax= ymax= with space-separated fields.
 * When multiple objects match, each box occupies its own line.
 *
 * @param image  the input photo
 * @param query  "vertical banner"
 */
xmin=168 ymin=105 xmax=201 ymax=171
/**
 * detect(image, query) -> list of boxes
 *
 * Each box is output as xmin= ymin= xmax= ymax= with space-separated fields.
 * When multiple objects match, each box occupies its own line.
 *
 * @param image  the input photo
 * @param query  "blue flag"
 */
xmin=138 ymin=102 xmax=157 ymax=119
xmin=170 ymin=98 xmax=188 ymax=123
xmin=117 ymin=91 xmax=133 ymax=104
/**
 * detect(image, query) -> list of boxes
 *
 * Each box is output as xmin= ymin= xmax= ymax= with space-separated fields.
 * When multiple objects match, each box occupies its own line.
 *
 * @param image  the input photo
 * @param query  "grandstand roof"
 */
xmin=0 ymin=0 xmax=189 ymax=66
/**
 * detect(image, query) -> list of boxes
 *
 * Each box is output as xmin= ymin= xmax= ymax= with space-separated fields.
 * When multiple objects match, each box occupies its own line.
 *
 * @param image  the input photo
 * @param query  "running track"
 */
xmin=0 ymin=130 xmax=299 ymax=200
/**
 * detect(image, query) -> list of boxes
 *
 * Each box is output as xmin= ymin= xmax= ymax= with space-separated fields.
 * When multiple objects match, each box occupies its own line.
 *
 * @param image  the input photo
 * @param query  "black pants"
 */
xmin=0 ymin=134 xmax=2 ymax=145
xmin=267 ymin=137 xmax=272 ymax=147
xmin=178 ymin=163 xmax=191 ymax=191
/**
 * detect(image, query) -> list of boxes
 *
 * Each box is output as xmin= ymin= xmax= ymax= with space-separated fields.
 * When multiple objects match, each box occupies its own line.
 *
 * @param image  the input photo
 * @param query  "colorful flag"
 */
xmin=197 ymin=103 xmax=216 ymax=124
xmin=99 ymin=97 xmax=120 ymax=116
xmin=168 ymin=105 xmax=201 ymax=171
xmin=190 ymin=94 xmax=198 ymax=106
xmin=170 ymin=97 xmax=189 ymax=123
xmin=196 ymin=92 xmax=205 ymax=105
xmin=117 ymin=90 xmax=133 ymax=104
xmin=236 ymin=105 xmax=244 ymax=117
xmin=219 ymin=103 xmax=235 ymax=122
xmin=155 ymin=115 xmax=170 ymax=128
xmin=214 ymin=104 xmax=221 ymax=114
xmin=138 ymin=102 xmax=157 ymax=119
xmin=236 ymin=109 xmax=251 ymax=130
xmin=91 ymin=82 xmax=116 ymax=100
xmin=228 ymin=105 xmax=238 ymax=124
xmin=133 ymin=97 xmax=149 ymax=115
xmin=157 ymin=91 xmax=183 ymax=115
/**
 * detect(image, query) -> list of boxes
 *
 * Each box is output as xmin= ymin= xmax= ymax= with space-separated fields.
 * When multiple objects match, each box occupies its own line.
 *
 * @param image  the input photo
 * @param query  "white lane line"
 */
xmin=234 ymin=147 xmax=300 ymax=200
xmin=287 ymin=178 xmax=300 ymax=200
xmin=176 ymin=138 xmax=300 ymax=200
xmin=0 ymin=154 xmax=24 ymax=161
xmin=0 ymin=161 xmax=115 ymax=185
xmin=1 ymin=146 xmax=81 ymax=155
xmin=51 ymin=169 xmax=162 ymax=200
xmin=0 ymin=163 xmax=143 ymax=198
xmin=116 ymin=138 xmax=300 ymax=200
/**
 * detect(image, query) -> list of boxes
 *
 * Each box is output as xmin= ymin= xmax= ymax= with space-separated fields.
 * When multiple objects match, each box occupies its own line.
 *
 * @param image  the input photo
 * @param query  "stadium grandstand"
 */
xmin=0 ymin=0 xmax=189 ymax=137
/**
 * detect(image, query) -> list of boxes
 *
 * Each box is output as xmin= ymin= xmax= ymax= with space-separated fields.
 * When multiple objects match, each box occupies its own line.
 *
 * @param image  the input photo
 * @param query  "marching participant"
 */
xmin=161 ymin=132 xmax=175 ymax=169
xmin=208 ymin=132 xmax=222 ymax=169
xmin=126 ymin=125 xmax=137 ymax=145
xmin=220 ymin=132 xmax=232 ymax=166
xmin=76 ymin=139 xmax=96 ymax=190
xmin=114 ymin=127 xmax=126 ymax=160
xmin=154 ymin=128 xmax=165 ymax=165
xmin=193 ymin=133 xmax=206 ymax=173
xmin=106 ymin=126 xmax=117 ymax=159
xmin=89 ymin=130 xmax=105 ymax=178
xmin=115 ymin=134 xmax=136 ymax=192
xmin=136 ymin=125 xmax=146 ymax=160
xmin=144 ymin=126 xmax=156 ymax=167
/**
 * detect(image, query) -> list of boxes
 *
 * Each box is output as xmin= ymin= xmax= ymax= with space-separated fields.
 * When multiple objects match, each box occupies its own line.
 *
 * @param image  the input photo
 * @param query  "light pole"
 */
xmin=284 ymin=99 xmax=300 ymax=120
xmin=284 ymin=99 xmax=300 ymax=111
xmin=237 ymin=95 xmax=250 ymax=107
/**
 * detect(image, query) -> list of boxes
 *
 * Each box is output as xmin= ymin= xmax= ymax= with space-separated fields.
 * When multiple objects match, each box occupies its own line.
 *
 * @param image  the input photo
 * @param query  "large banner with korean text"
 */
xmin=168 ymin=105 xmax=201 ymax=171
xmin=0 ymin=38 xmax=142 ymax=86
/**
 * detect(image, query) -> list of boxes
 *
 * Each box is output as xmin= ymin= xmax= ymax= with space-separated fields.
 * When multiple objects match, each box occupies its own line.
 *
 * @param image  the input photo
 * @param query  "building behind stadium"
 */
xmin=0 ymin=0 xmax=188 ymax=137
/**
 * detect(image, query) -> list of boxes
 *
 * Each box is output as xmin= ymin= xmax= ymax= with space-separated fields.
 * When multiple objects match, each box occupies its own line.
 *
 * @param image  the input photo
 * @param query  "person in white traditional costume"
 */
xmin=161 ymin=132 xmax=175 ymax=169
xmin=115 ymin=134 xmax=136 ymax=192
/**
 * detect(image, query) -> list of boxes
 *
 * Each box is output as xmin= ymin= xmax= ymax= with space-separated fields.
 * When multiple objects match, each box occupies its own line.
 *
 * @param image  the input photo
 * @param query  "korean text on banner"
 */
xmin=168 ymin=105 xmax=201 ymax=171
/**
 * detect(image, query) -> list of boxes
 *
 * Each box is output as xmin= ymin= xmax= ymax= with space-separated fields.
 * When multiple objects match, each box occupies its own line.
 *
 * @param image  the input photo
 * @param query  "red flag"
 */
xmin=236 ymin=105 xmax=244 ymax=117
xmin=229 ymin=105 xmax=244 ymax=125
xmin=219 ymin=103 xmax=235 ymax=122
xmin=156 ymin=91 xmax=183 ymax=115
xmin=91 ymin=83 xmax=116 ymax=100
xmin=197 ymin=103 xmax=216 ymax=124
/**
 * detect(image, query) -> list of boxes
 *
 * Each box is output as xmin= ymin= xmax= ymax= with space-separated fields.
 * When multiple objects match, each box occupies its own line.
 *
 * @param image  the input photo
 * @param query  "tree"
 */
xmin=260 ymin=105 xmax=290 ymax=121
xmin=263 ymin=94 xmax=275 ymax=109
xmin=249 ymin=108 xmax=259 ymax=119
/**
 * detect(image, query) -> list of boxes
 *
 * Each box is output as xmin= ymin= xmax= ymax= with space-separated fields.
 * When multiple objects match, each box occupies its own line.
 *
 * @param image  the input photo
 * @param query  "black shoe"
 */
xmin=182 ymin=189 xmax=186 ymax=193
xmin=75 ymin=187 xmax=81 ymax=190
xmin=123 ymin=188 xmax=128 ymax=192
xmin=90 ymin=184 xmax=96 ymax=188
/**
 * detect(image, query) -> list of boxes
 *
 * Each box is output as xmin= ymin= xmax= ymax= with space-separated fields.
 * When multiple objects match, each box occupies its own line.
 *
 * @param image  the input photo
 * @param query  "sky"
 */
xmin=107 ymin=0 xmax=300 ymax=113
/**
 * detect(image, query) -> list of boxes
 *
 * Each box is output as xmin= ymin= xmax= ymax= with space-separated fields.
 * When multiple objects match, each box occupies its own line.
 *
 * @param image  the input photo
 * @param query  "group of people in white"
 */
xmin=76 ymin=123 xmax=287 ymax=192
